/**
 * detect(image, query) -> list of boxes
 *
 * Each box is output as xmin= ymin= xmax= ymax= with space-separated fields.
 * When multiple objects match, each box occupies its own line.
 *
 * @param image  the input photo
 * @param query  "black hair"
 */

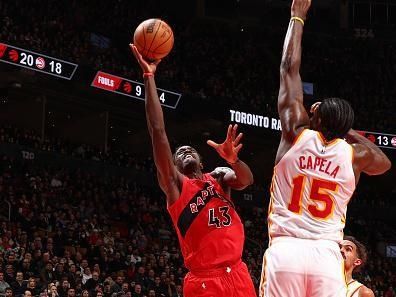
xmin=344 ymin=235 xmax=368 ymax=272
xmin=317 ymin=98 xmax=354 ymax=141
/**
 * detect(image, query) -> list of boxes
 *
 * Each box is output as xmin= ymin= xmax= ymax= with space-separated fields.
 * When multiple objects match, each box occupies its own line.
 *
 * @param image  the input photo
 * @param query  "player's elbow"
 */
xmin=233 ymin=175 xmax=254 ymax=190
xmin=280 ymin=57 xmax=300 ymax=76
xmin=150 ymin=124 xmax=166 ymax=134
xmin=376 ymin=157 xmax=392 ymax=175
xmin=243 ymin=174 xmax=254 ymax=188
xmin=366 ymin=159 xmax=391 ymax=176
xmin=248 ymin=175 xmax=254 ymax=186
xmin=382 ymin=157 xmax=392 ymax=173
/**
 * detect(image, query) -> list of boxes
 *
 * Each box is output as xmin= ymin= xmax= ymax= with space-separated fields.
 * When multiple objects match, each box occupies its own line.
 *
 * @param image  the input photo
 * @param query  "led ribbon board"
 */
xmin=91 ymin=71 xmax=182 ymax=109
xmin=229 ymin=110 xmax=395 ymax=150
xmin=357 ymin=131 xmax=396 ymax=150
xmin=0 ymin=42 xmax=78 ymax=80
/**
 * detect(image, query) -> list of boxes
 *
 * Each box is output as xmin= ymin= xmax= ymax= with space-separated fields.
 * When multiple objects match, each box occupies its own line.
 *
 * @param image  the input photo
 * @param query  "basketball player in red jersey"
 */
xmin=259 ymin=0 xmax=391 ymax=296
xmin=340 ymin=236 xmax=374 ymax=297
xmin=129 ymin=44 xmax=257 ymax=297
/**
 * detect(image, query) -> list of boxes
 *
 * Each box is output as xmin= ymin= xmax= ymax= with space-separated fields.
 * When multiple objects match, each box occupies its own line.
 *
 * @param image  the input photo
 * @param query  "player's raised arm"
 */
xmin=207 ymin=124 xmax=254 ymax=190
xmin=276 ymin=0 xmax=312 ymax=164
xmin=346 ymin=129 xmax=391 ymax=177
xmin=130 ymin=44 xmax=182 ymax=205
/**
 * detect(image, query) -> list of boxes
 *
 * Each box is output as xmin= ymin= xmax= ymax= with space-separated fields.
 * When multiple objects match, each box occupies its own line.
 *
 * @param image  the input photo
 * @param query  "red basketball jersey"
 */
xmin=168 ymin=173 xmax=245 ymax=271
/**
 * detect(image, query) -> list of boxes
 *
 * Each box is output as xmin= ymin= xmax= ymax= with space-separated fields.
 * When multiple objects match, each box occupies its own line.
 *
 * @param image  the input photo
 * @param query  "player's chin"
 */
xmin=182 ymin=160 xmax=198 ymax=171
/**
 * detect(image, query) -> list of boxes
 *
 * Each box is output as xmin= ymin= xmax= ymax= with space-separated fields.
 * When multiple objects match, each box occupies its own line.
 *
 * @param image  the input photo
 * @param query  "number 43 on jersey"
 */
xmin=208 ymin=206 xmax=232 ymax=228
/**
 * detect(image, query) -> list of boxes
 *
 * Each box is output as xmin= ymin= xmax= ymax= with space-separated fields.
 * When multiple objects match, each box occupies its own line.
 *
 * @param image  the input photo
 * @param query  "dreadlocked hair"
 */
xmin=317 ymin=98 xmax=354 ymax=141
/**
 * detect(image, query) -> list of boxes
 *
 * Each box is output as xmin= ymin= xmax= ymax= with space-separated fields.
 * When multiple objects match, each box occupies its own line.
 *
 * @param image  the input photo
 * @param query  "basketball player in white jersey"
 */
xmin=341 ymin=236 xmax=374 ymax=297
xmin=259 ymin=0 xmax=392 ymax=296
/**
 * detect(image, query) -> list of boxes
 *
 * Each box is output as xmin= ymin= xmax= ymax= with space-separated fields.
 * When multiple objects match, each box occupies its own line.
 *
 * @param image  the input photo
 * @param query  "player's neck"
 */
xmin=346 ymin=269 xmax=354 ymax=284
xmin=187 ymin=171 xmax=204 ymax=180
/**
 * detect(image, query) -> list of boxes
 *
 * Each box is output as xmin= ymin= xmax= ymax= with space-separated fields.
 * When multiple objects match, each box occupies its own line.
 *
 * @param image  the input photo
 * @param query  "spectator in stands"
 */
xmin=22 ymin=291 xmax=31 ymax=297
xmin=48 ymin=284 xmax=59 ymax=297
xmin=40 ymin=262 xmax=55 ymax=285
xmin=0 ymin=272 xmax=10 ymax=297
xmin=20 ymin=259 xmax=35 ymax=280
xmin=131 ymin=284 xmax=142 ymax=297
xmin=110 ymin=277 xmax=122 ymax=295
xmin=25 ymin=278 xmax=39 ymax=297
xmin=4 ymin=288 xmax=13 ymax=297
xmin=4 ymin=266 xmax=15 ymax=285
xmin=66 ymin=288 xmax=75 ymax=297
xmin=11 ymin=272 xmax=25 ymax=297
xmin=84 ymin=272 xmax=99 ymax=292
xmin=57 ymin=281 xmax=70 ymax=297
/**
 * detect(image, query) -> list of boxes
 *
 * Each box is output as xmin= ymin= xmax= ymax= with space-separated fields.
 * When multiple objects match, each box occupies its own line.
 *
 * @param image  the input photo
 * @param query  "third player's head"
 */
xmin=340 ymin=235 xmax=368 ymax=273
xmin=173 ymin=146 xmax=203 ymax=175
xmin=310 ymin=98 xmax=354 ymax=141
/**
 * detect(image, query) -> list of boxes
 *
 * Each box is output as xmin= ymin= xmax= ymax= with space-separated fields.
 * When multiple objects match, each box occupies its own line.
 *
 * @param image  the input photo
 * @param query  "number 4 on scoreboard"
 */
xmin=159 ymin=92 xmax=165 ymax=103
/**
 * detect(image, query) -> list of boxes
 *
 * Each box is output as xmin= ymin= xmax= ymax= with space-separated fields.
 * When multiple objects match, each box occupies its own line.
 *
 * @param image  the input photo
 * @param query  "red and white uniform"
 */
xmin=260 ymin=129 xmax=355 ymax=297
xmin=347 ymin=280 xmax=364 ymax=297
xmin=168 ymin=173 xmax=256 ymax=297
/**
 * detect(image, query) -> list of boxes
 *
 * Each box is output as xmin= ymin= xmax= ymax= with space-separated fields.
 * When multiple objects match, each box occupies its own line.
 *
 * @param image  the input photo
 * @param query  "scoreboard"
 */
xmin=0 ymin=43 xmax=392 ymax=148
xmin=91 ymin=71 xmax=182 ymax=109
xmin=0 ymin=42 xmax=78 ymax=80
xmin=357 ymin=130 xmax=396 ymax=150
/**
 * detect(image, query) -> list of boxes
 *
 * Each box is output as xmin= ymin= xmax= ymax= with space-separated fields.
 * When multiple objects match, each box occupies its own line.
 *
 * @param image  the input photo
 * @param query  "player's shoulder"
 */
xmin=359 ymin=285 xmax=374 ymax=297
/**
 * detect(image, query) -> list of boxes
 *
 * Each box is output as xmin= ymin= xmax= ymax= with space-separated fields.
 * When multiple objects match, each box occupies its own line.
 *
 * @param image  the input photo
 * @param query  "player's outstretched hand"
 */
xmin=129 ymin=43 xmax=161 ymax=74
xmin=207 ymin=124 xmax=243 ymax=164
xmin=291 ymin=0 xmax=311 ymax=19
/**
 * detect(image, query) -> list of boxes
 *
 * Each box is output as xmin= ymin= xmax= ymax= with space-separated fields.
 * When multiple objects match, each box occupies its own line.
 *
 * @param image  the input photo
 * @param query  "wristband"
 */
xmin=291 ymin=16 xmax=305 ymax=26
xmin=227 ymin=159 xmax=240 ymax=166
xmin=143 ymin=72 xmax=154 ymax=78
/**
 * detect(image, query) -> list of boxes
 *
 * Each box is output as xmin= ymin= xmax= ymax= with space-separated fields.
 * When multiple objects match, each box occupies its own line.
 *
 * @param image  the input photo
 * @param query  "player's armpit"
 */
xmin=150 ymin=129 xmax=182 ymax=204
xmin=157 ymin=171 xmax=181 ymax=206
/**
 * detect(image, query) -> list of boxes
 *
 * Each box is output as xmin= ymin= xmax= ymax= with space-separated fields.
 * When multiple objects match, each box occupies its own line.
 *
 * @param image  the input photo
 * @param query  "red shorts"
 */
xmin=184 ymin=261 xmax=257 ymax=297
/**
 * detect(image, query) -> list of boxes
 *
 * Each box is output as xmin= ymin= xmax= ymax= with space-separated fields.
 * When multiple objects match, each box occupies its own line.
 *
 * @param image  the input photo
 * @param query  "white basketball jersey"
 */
xmin=268 ymin=129 xmax=356 ymax=242
xmin=347 ymin=280 xmax=363 ymax=297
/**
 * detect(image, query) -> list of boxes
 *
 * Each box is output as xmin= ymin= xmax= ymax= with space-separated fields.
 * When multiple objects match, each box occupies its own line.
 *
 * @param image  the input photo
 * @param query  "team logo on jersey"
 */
xmin=189 ymin=185 xmax=215 ymax=213
xmin=178 ymin=182 xmax=225 ymax=237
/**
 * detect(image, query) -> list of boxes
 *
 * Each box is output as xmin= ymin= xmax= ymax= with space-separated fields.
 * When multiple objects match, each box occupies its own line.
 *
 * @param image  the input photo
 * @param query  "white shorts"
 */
xmin=259 ymin=237 xmax=347 ymax=297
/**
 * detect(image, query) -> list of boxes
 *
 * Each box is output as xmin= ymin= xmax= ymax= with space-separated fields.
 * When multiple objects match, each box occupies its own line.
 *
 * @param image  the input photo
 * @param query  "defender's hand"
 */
xmin=291 ymin=0 xmax=312 ymax=19
xmin=129 ymin=43 xmax=161 ymax=74
xmin=207 ymin=124 xmax=243 ymax=164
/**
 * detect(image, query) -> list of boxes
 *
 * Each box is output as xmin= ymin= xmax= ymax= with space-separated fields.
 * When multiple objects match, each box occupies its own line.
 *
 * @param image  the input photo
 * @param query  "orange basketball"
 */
xmin=133 ymin=18 xmax=174 ymax=61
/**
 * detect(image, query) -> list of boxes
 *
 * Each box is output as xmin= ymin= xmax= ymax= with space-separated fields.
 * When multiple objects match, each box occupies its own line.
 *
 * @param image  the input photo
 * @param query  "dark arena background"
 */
xmin=0 ymin=0 xmax=395 ymax=296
